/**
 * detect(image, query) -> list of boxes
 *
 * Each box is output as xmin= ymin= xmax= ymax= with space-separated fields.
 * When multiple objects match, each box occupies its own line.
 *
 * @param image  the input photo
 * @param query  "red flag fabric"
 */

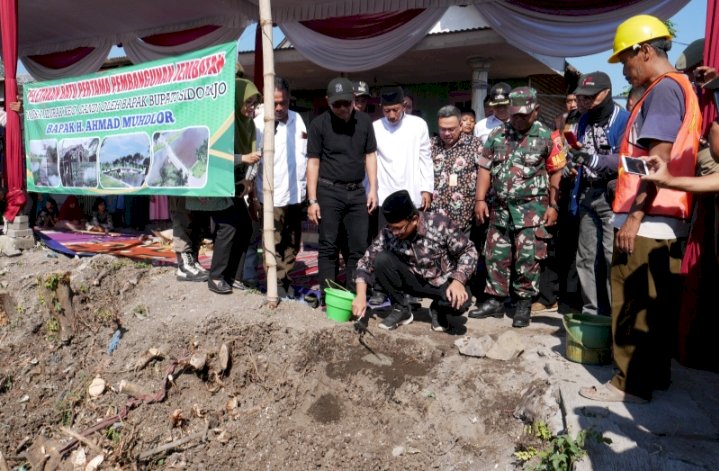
xmin=1 ymin=0 xmax=27 ymax=222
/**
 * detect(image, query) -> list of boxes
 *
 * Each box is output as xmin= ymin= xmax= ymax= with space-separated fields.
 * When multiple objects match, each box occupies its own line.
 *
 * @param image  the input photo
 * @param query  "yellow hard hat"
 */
xmin=608 ymin=14 xmax=672 ymax=64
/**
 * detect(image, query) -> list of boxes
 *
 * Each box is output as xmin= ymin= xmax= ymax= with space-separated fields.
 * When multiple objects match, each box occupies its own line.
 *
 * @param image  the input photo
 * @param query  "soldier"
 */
xmin=469 ymin=87 xmax=565 ymax=327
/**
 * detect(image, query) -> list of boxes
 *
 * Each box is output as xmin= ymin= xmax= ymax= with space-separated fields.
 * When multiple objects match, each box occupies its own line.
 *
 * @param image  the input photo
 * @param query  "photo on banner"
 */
xmin=23 ymin=41 xmax=237 ymax=197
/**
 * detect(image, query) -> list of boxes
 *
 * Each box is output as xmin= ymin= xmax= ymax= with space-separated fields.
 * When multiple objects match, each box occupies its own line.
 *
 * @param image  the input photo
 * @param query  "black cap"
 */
xmin=380 ymin=86 xmax=404 ymax=106
xmin=574 ymin=72 xmax=612 ymax=96
xmin=488 ymin=82 xmax=512 ymax=106
xmin=326 ymin=77 xmax=354 ymax=105
xmin=382 ymin=190 xmax=414 ymax=223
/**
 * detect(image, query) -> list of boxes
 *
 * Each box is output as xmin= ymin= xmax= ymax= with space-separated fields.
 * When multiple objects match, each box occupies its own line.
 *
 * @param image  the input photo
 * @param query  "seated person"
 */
xmin=35 ymin=196 xmax=59 ymax=229
xmin=55 ymin=195 xmax=87 ymax=231
xmin=87 ymin=197 xmax=114 ymax=233
xmin=353 ymin=190 xmax=477 ymax=332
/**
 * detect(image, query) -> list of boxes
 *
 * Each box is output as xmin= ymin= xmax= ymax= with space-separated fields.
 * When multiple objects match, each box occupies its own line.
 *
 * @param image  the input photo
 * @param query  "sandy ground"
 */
xmin=0 ymin=246 xmax=604 ymax=470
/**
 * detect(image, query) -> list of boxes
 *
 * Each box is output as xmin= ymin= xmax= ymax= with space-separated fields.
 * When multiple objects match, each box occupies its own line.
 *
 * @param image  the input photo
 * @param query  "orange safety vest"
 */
xmin=613 ymin=72 xmax=702 ymax=220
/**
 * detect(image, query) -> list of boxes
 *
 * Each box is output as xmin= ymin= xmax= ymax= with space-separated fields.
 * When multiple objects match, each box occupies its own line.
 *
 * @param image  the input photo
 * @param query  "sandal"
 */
xmin=579 ymin=383 xmax=648 ymax=404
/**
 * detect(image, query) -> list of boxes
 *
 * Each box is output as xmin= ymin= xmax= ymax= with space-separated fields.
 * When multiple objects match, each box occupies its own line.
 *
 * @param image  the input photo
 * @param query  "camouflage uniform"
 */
xmin=480 ymin=90 xmax=564 ymax=300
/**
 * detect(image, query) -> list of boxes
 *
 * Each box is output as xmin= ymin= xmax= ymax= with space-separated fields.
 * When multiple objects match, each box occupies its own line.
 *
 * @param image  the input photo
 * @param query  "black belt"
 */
xmin=319 ymin=177 xmax=363 ymax=191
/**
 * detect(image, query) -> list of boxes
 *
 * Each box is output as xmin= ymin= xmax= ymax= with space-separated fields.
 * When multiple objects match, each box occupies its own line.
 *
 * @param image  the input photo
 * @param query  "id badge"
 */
xmin=449 ymin=174 xmax=458 ymax=187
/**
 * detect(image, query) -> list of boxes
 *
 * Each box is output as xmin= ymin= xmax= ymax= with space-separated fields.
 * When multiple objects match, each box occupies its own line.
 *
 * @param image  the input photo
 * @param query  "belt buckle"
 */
xmin=346 ymin=182 xmax=359 ymax=190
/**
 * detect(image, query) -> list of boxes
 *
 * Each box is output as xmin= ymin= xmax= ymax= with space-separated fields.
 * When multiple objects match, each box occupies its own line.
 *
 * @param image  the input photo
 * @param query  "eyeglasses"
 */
xmin=331 ymin=100 xmax=352 ymax=109
xmin=387 ymin=219 xmax=411 ymax=236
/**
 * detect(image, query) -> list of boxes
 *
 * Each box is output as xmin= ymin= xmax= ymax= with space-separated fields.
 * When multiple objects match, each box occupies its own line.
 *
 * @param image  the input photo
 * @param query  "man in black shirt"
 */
xmin=307 ymin=77 xmax=378 ymax=297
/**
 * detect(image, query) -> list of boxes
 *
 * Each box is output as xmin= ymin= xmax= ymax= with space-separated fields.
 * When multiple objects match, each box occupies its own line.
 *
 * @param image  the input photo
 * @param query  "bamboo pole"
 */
xmin=259 ymin=0 xmax=278 ymax=307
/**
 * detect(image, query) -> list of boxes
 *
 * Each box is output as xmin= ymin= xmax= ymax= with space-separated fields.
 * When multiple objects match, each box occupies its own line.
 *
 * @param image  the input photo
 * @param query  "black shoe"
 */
xmin=176 ymin=252 xmax=208 ymax=282
xmin=512 ymin=299 xmax=531 ymax=328
xmin=379 ymin=305 xmax=413 ymax=330
xmin=227 ymin=279 xmax=250 ymax=290
xmin=368 ymin=290 xmax=387 ymax=306
xmin=468 ymin=298 xmax=505 ymax=319
xmin=208 ymin=278 xmax=232 ymax=295
xmin=429 ymin=304 xmax=449 ymax=332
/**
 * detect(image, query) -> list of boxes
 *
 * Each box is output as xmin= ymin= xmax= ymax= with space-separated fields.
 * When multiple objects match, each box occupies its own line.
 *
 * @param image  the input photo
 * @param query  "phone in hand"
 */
xmin=563 ymin=130 xmax=580 ymax=149
xmin=621 ymin=155 xmax=649 ymax=176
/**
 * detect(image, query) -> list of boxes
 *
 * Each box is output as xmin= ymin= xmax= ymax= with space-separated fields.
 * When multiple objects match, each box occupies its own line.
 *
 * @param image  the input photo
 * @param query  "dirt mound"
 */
xmin=0 ymin=249 xmax=537 ymax=470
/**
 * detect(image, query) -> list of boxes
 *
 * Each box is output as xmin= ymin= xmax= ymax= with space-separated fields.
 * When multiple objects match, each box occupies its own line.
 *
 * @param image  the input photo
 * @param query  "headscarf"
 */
xmin=234 ymin=78 xmax=260 ymax=155
xmin=59 ymin=195 xmax=85 ymax=221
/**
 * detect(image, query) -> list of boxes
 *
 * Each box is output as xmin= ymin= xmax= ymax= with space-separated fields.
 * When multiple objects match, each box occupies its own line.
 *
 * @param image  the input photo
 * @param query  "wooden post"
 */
xmin=259 ymin=0 xmax=278 ymax=307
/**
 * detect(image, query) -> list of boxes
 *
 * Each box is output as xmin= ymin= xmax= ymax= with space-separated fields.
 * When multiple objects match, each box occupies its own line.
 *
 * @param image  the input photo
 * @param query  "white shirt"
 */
xmin=373 ymin=113 xmax=433 ymax=207
xmin=255 ymin=110 xmax=307 ymax=206
xmin=473 ymin=115 xmax=505 ymax=145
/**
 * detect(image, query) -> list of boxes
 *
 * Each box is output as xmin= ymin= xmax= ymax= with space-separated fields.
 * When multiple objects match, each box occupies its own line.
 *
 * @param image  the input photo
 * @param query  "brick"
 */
xmin=6 ymin=229 xmax=33 ymax=238
xmin=13 ymin=237 xmax=35 ymax=250
xmin=10 ymin=215 xmax=28 ymax=224
xmin=7 ymin=221 xmax=30 ymax=231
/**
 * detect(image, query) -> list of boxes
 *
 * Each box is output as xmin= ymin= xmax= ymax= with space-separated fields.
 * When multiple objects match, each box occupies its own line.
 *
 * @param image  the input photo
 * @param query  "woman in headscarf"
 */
xmin=56 ymin=195 xmax=87 ymax=231
xmin=187 ymin=78 xmax=262 ymax=294
xmin=35 ymin=196 xmax=59 ymax=229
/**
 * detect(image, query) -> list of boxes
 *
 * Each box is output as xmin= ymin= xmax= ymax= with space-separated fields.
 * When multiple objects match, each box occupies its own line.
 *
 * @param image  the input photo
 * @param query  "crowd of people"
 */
xmin=13 ymin=14 xmax=718 ymax=405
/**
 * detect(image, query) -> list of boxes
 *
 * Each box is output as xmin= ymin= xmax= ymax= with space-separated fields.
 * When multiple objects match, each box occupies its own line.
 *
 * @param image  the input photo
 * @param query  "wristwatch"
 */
xmin=307 ymin=199 xmax=319 ymax=206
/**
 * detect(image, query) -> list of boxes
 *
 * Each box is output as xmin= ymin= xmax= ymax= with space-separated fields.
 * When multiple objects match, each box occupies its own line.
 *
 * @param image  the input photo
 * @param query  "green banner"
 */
xmin=24 ymin=42 xmax=237 ymax=197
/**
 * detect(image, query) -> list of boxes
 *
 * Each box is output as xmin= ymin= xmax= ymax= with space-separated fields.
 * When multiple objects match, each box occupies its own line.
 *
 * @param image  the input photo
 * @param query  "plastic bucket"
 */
xmin=562 ymin=314 xmax=612 ymax=365
xmin=325 ymin=287 xmax=355 ymax=322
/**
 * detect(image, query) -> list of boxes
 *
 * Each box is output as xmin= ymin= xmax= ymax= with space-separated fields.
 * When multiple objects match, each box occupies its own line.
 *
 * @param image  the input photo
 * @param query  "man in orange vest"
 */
xmin=579 ymin=15 xmax=702 ymax=403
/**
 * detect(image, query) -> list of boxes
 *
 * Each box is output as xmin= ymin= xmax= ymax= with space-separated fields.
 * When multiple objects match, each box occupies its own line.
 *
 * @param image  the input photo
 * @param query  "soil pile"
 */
xmin=0 ymin=249 xmax=546 ymax=470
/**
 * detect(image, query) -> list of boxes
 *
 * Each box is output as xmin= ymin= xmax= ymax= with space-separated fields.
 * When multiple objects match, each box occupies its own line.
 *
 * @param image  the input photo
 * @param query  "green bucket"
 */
xmin=562 ymin=314 xmax=612 ymax=365
xmin=325 ymin=287 xmax=355 ymax=322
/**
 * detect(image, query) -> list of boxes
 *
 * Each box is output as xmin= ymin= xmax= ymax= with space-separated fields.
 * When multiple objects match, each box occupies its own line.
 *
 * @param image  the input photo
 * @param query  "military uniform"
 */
xmin=480 ymin=89 xmax=565 ymax=302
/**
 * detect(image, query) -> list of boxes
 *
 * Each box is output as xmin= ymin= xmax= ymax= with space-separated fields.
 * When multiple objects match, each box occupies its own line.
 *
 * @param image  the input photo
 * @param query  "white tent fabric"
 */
xmin=123 ymin=24 xmax=248 ymax=64
xmin=279 ymin=7 xmax=447 ymax=72
xmin=20 ymin=41 xmax=113 ymax=81
xmin=476 ymin=0 xmax=690 ymax=57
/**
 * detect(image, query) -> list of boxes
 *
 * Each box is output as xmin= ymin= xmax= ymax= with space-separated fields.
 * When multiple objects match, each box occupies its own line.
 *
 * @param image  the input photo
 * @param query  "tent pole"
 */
xmin=259 ymin=0 xmax=278 ymax=307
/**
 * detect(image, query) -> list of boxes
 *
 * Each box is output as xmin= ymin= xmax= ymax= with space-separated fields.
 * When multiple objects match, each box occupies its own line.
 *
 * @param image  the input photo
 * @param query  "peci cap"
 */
xmin=382 ymin=190 xmax=415 ymax=224
xmin=326 ymin=77 xmax=355 ymax=105
xmin=488 ymin=82 xmax=512 ymax=106
xmin=380 ymin=86 xmax=404 ymax=106
xmin=675 ymin=38 xmax=704 ymax=71
xmin=573 ymin=72 xmax=612 ymax=96
xmin=353 ymin=80 xmax=370 ymax=97
xmin=508 ymin=87 xmax=538 ymax=115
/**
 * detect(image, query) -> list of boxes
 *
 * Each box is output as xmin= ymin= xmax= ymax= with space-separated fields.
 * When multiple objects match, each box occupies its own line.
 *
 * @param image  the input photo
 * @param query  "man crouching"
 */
xmin=353 ymin=190 xmax=478 ymax=332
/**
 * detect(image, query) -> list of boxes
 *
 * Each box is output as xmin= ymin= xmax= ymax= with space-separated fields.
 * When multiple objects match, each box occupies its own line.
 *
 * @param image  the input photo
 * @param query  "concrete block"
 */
xmin=13 ymin=237 xmax=35 ymax=250
xmin=11 ymin=215 xmax=29 ymax=224
xmin=0 ymin=235 xmax=21 ymax=256
xmin=6 ymin=228 xmax=33 ymax=238
xmin=7 ymin=221 xmax=30 ymax=231
xmin=486 ymin=330 xmax=525 ymax=361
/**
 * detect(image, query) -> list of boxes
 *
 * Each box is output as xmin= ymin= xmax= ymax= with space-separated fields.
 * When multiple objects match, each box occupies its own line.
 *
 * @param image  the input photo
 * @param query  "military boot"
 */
xmin=512 ymin=299 xmax=532 ymax=328
xmin=468 ymin=297 xmax=505 ymax=319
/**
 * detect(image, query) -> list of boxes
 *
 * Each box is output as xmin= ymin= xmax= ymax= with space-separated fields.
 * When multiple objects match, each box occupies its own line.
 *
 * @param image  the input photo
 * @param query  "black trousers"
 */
xmin=209 ymin=198 xmax=252 ymax=281
xmin=317 ymin=182 xmax=368 ymax=293
xmin=374 ymin=251 xmax=472 ymax=314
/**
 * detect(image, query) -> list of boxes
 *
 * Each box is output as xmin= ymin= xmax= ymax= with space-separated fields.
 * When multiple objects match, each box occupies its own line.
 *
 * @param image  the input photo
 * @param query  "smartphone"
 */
xmin=621 ymin=156 xmax=649 ymax=176
xmin=563 ymin=130 xmax=580 ymax=149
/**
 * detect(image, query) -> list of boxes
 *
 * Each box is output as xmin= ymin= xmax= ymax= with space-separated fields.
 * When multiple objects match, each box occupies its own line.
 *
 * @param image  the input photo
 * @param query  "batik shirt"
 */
xmin=356 ymin=212 xmax=478 ymax=287
xmin=480 ymin=120 xmax=564 ymax=229
xmin=431 ymin=133 xmax=482 ymax=231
